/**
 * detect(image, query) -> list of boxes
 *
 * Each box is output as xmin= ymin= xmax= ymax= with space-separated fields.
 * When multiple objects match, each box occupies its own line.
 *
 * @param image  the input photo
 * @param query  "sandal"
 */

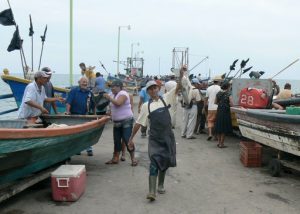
xmin=131 ymin=159 xmax=138 ymax=167
xmin=105 ymin=159 xmax=119 ymax=164
xmin=121 ymin=155 xmax=126 ymax=161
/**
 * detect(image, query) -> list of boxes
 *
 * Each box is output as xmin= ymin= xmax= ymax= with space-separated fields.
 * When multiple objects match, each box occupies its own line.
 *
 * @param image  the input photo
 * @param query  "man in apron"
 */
xmin=128 ymin=69 xmax=183 ymax=201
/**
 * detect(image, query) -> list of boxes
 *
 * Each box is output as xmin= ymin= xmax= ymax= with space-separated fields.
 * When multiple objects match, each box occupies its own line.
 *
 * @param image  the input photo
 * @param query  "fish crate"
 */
xmin=240 ymin=141 xmax=262 ymax=167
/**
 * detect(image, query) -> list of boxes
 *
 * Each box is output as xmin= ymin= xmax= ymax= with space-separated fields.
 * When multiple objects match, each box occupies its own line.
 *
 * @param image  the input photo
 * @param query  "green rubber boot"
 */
xmin=146 ymin=176 xmax=157 ymax=201
xmin=157 ymin=171 xmax=166 ymax=194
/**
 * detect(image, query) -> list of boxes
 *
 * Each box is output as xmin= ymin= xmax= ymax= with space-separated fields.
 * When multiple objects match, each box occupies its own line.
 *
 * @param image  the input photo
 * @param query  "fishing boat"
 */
xmin=273 ymin=96 xmax=300 ymax=107
xmin=1 ymin=73 xmax=69 ymax=114
xmin=0 ymin=114 xmax=110 ymax=186
xmin=231 ymin=78 xmax=300 ymax=176
xmin=106 ymin=73 xmax=139 ymax=94
xmin=231 ymin=107 xmax=300 ymax=156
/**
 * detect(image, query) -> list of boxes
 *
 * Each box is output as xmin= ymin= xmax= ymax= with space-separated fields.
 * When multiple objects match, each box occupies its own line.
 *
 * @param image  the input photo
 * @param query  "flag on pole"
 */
xmin=41 ymin=25 xmax=47 ymax=42
xmin=29 ymin=14 xmax=34 ymax=36
xmin=7 ymin=26 xmax=22 ymax=52
xmin=0 ymin=9 xmax=15 ymax=26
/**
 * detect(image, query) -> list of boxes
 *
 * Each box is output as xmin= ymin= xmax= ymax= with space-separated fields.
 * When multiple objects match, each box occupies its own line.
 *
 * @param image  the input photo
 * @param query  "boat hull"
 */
xmin=232 ymin=107 xmax=300 ymax=157
xmin=0 ymin=115 xmax=109 ymax=185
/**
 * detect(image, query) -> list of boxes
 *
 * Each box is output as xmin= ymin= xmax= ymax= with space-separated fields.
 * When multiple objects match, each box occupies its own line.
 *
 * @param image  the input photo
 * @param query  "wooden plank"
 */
xmin=0 ymin=166 xmax=56 ymax=203
xmin=280 ymin=160 xmax=300 ymax=172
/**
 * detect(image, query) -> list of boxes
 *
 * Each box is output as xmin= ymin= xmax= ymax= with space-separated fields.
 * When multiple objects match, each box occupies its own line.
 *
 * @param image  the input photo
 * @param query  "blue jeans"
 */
xmin=113 ymin=117 xmax=134 ymax=152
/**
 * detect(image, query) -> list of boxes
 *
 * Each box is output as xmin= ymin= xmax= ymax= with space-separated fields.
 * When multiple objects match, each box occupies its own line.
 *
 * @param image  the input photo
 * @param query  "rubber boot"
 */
xmin=157 ymin=171 xmax=166 ymax=194
xmin=146 ymin=176 xmax=157 ymax=201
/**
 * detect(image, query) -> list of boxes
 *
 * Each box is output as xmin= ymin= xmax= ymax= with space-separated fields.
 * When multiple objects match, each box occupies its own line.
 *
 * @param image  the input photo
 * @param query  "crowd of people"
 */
xmin=15 ymin=63 xmax=295 ymax=202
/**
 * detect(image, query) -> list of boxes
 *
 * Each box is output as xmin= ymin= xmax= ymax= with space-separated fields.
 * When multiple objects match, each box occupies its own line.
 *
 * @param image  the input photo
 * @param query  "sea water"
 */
xmin=0 ymin=74 xmax=299 ymax=119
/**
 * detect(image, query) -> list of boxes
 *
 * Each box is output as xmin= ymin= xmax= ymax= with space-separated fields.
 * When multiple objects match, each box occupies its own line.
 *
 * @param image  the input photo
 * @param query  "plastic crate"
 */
xmin=286 ymin=106 xmax=300 ymax=115
xmin=240 ymin=141 xmax=262 ymax=167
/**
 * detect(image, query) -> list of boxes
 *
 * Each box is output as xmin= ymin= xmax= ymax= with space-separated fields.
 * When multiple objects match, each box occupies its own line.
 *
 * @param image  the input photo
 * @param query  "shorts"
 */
xmin=207 ymin=110 xmax=217 ymax=128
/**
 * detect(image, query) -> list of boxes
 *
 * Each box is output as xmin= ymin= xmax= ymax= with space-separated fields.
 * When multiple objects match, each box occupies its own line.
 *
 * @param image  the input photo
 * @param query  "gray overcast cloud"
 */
xmin=0 ymin=0 xmax=299 ymax=79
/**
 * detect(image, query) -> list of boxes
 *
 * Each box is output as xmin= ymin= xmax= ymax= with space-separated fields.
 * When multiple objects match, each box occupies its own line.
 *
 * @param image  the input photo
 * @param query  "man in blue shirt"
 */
xmin=95 ymin=72 xmax=106 ymax=92
xmin=66 ymin=77 xmax=96 ymax=156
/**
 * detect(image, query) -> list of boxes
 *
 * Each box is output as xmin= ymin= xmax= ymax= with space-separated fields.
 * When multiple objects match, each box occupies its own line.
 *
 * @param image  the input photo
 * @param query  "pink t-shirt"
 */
xmin=110 ymin=90 xmax=133 ymax=121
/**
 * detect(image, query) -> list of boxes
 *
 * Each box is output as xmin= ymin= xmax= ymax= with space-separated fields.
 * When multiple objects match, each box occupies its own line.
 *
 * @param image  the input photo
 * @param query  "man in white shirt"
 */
xmin=164 ymin=74 xmax=177 ymax=128
xmin=18 ymin=71 xmax=64 ymax=122
xmin=128 ymin=68 xmax=183 ymax=201
xmin=205 ymin=76 xmax=222 ymax=140
xmin=181 ymin=78 xmax=202 ymax=139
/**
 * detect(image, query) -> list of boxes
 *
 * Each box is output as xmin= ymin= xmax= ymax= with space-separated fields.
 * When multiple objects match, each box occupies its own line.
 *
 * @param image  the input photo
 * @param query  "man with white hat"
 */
xmin=181 ymin=78 xmax=202 ymax=139
xmin=128 ymin=68 xmax=184 ymax=201
xmin=18 ymin=71 xmax=64 ymax=122
xmin=205 ymin=75 xmax=222 ymax=140
xmin=41 ymin=67 xmax=57 ymax=114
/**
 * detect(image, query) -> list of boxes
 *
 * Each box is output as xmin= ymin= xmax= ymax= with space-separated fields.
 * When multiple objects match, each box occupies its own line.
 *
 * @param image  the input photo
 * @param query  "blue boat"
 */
xmin=1 ymin=74 xmax=69 ymax=114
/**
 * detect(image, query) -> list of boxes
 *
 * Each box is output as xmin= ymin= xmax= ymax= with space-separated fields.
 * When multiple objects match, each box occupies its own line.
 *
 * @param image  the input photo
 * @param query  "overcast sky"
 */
xmin=0 ymin=0 xmax=300 ymax=80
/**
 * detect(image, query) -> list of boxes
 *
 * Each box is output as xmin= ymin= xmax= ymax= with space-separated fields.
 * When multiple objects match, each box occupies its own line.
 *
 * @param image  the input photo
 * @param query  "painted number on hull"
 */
xmin=240 ymin=94 xmax=254 ymax=106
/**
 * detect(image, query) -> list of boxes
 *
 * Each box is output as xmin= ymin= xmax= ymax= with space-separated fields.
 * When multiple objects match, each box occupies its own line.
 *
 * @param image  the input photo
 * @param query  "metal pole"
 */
xmin=117 ymin=26 xmax=121 ymax=74
xmin=29 ymin=15 xmax=34 ymax=71
xmin=69 ymin=0 xmax=73 ymax=86
xmin=189 ymin=56 xmax=208 ymax=72
xmin=158 ymin=57 xmax=161 ymax=76
xmin=31 ymin=35 xmax=33 ymax=71
xmin=186 ymin=47 xmax=189 ymax=69
xmin=7 ymin=0 xmax=26 ymax=76
xmin=271 ymin=59 xmax=299 ymax=79
xmin=38 ymin=42 xmax=44 ymax=70
xmin=130 ymin=43 xmax=133 ymax=74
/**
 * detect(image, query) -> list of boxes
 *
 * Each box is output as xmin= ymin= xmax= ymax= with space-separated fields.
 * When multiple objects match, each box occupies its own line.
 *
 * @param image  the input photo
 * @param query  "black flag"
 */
xmin=7 ymin=26 xmax=22 ymax=52
xmin=29 ymin=14 xmax=34 ymax=36
xmin=41 ymin=25 xmax=47 ymax=42
xmin=0 ymin=9 xmax=15 ymax=26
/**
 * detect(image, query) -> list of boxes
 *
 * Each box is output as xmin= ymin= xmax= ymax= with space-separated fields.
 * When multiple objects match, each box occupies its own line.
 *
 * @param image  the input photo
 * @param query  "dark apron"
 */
xmin=148 ymin=97 xmax=176 ymax=171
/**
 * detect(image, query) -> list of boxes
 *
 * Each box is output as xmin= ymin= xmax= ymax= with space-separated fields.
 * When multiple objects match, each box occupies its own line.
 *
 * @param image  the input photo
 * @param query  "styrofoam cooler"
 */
xmin=51 ymin=165 xmax=86 ymax=202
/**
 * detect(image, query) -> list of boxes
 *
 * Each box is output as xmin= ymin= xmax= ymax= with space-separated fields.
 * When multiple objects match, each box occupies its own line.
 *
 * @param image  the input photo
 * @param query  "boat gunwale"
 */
xmin=1 ymin=74 xmax=70 ymax=92
xmin=231 ymin=107 xmax=300 ymax=124
xmin=0 ymin=116 xmax=110 ymax=139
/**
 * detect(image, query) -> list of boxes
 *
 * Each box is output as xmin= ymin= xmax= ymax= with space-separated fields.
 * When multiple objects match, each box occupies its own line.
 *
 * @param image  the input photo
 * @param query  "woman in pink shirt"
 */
xmin=104 ymin=80 xmax=138 ymax=166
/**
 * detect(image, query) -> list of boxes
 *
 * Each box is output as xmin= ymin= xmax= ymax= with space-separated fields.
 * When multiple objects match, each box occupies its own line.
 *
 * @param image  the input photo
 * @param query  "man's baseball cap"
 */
xmin=41 ymin=67 xmax=55 ymax=75
xmin=34 ymin=71 xmax=50 ymax=78
xmin=145 ymin=80 xmax=158 ymax=91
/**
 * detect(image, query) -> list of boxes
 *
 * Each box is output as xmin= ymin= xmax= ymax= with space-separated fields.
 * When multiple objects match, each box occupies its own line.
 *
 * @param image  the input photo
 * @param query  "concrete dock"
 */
xmin=1 ymin=97 xmax=300 ymax=214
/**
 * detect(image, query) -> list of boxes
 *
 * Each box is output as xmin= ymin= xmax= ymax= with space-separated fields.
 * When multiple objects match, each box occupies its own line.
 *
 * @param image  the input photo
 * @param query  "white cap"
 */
xmin=34 ymin=71 xmax=50 ymax=78
xmin=41 ymin=67 xmax=55 ymax=75
xmin=145 ymin=80 xmax=158 ymax=90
